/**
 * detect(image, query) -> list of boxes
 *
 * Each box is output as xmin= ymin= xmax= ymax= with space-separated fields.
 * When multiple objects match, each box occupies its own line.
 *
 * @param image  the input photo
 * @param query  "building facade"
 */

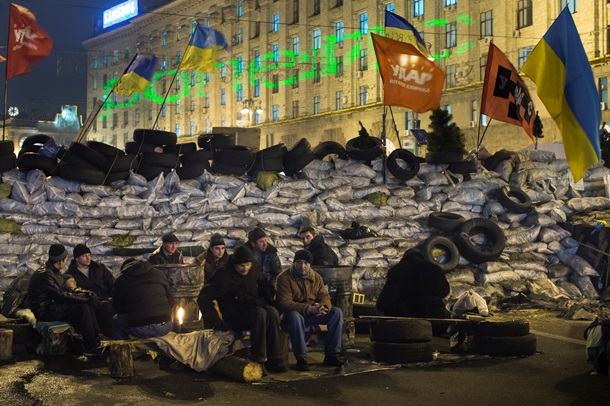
xmin=83 ymin=0 xmax=610 ymax=155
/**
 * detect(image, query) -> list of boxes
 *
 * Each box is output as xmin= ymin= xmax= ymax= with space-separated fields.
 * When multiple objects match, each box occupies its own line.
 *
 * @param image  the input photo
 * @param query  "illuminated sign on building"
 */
xmin=103 ymin=0 xmax=138 ymax=29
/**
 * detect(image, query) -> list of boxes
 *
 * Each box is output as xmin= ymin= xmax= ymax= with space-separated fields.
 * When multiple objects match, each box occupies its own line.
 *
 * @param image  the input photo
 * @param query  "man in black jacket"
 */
xmin=204 ymin=233 xmax=229 ymax=281
xmin=247 ymin=228 xmax=283 ymax=284
xmin=148 ymin=232 xmax=184 ymax=265
xmin=298 ymin=226 xmax=339 ymax=266
xmin=197 ymin=246 xmax=286 ymax=374
xmin=28 ymin=244 xmax=101 ymax=356
xmin=66 ymin=244 xmax=115 ymax=337
xmin=112 ymin=258 xmax=174 ymax=340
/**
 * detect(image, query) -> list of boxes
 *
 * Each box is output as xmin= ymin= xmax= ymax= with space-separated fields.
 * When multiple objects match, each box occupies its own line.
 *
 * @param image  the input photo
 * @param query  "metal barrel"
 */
xmin=156 ymin=263 xmax=205 ymax=332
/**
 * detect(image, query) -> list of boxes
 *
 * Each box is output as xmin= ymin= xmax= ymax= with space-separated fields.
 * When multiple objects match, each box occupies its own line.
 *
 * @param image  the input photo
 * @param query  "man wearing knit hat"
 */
xmin=298 ymin=226 xmax=339 ymax=266
xmin=148 ymin=232 xmax=184 ymax=265
xmin=66 ymin=244 xmax=116 ymax=338
xmin=198 ymin=246 xmax=286 ymax=374
xmin=247 ymin=227 xmax=283 ymax=285
xmin=204 ymin=233 xmax=229 ymax=281
xmin=28 ymin=244 xmax=102 ymax=356
xmin=275 ymin=249 xmax=345 ymax=371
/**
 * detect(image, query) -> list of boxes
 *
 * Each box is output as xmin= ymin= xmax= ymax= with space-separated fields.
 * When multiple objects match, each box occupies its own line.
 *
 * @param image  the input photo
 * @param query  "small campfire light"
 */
xmin=177 ymin=307 xmax=185 ymax=325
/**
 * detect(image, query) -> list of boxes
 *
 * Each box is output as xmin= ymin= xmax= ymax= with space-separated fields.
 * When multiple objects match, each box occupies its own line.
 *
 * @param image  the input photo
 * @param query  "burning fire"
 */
xmin=177 ymin=307 xmax=185 ymax=325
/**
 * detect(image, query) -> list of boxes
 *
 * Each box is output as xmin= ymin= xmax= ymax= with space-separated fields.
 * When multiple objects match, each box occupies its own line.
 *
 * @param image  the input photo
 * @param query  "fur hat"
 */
xmin=162 ymin=233 xmax=179 ymax=243
xmin=247 ymin=228 xmax=266 ymax=243
xmin=49 ymin=244 xmax=68 ymax=262
xmin=294 ymin=249 xmax=313 ymax=265
xmin=231 ymin=246 xmax=254 ymax=265
xmin=73 ymin=244 xmax=91 ymax=259
xmin=210 ymin=233 xmax=225 ymax=247
xmin=120 ymin=258 xmax=140 ymax=272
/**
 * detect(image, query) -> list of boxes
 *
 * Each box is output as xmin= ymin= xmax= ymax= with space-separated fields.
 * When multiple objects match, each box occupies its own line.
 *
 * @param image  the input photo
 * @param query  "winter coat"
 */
xmin=113 ymin=261 xmax=174 ymax=328
xmin=305 ymin=235 xmax=339 ymax=266
xmin=148 ymin=247 xmax=183 ymax=265
xmin=275 ymin=267 xmax=332 ymax=315
xmin=66 ymin=259 xmax=115 ymax=299
xmin=203 ymin=248 xmax=229 ymax=281
xmin=257 ymin=243 xmax=283 ymax=284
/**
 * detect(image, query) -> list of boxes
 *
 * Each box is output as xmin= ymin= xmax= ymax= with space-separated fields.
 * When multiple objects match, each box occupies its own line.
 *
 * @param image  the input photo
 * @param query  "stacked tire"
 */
xmin=173 ymin=142 xmax=210 ymax=180
xmin=370 ymin=319 xmax=435 ymax=364
xmin=56 ymin=142 xmax=107 ymax=185
xmin=130 ymin=129 xmax=179 ymax=180
xmin=86 ymin=141 xmax=135 ymax=184
xmin=346 ymin=134 xmax=383 ymax=162
xmin=17 ymin=134 xmax=58 ymax=176
xmin=468 ymin=320 xmax=536 ymax=356
xmin=282 ymin=138 xmax=316 ymax=176
xmin=0 ymin=140 xmax=17 ymax=174
xmin=246 ymin=143 xmax=288 ymax=176
xmin=210 ymin=145 xmax=255 ymax=176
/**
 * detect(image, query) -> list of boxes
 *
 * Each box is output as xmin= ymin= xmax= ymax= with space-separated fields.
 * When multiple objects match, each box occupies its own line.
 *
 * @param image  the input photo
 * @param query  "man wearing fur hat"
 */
xmin=247 ymin=227 xmax=283 ymax=285
xmin=148 ymin=232 xmax=184 ymax=265
xmin=275 ymin=249 xmax=345 ymax=371
xmin=197 ymin=246 xmax=286 ymax=374
xmin=204 ymin=233 xmax=229 ymax=281
xmin=66 ymin=244 xmax=116 ymax=338
xmin=28 ymin=244 xmax=102 ymax=356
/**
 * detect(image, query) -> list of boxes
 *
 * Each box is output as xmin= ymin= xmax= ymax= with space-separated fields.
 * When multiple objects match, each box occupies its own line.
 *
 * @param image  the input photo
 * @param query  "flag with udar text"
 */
xmin=371 ymin=33 xmax=445 ymax=113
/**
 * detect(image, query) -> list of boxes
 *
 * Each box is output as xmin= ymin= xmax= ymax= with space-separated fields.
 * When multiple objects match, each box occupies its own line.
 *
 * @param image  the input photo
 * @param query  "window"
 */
xmin=480 ymin=53 xmax=487 ymax=81
xmin=254 ymin=79 xmax=260 ymax=97
xmin=135 ymin=109 xmax=140 ymax=124
xmin=446 ymin=22 xmax=457 ymax=48
xmin=600 ymin=77 xmax=608 ymax=104
xmin=176 ymin=77 xmax=181 ymax=91
xmin=480 ymin=11 xmax=493 ymax=38
xmin=254 ymin=50 xmax=261 ymax=69
xmin=205 ymin=73 xmax=210 ymax=83
xmin=191 ymin=72 xmax=196 ymax=86
xmin=176 ymin=100 xmax=181 ymax=115
xmin=124 ymin=96 xmax=128 ymax=104
xmin=336 ymin=91 xmax=344 ymax=110
xmin=113 ymin=50 xmax=119 ymax=64
xmin=336 ymin=56 xmax=344 ymax=77
xmin=221 ymin=88 xmax=226 ymax=105
xmin=190 ymin=97 xmax=195 ymax=111
xmin=482 ymin=115 xmax=488 ymax=126
xmin=445 ymin=64 xmax=457 ymax=88
xmin=237 ymin=0 xmax=244 ymax=18
xmin=518 ymin=0 xmax=532 ymax=28
xmin=205 ymin=93 xmax=210 ymax=108
xmin=272 ymin=104 xmax=279 ymax=122
xmin=237 ymin=28 xmax=243 ymax=45
xmin=190 ymin=121 xmax=196 ymax=136
xmin=360 ymin=13 xmax=368 ymax=35
xmin=162 ymin=56 xmax=167 ymax=69
xmin=221 ymin=116 xmax=226 ymax=126
xmin=237 ymin=56 xmax=244 ymax=74
xmin=313 ymin=29 xmax=321 ymax=50
xmin=272 ymin=14 xmax=280 ymax=32
xmin=205 ymin=118 xmax=211 ymax=133
xmin=124 ymin=48 xmax=129 ymax=61
xmin=471 ymin=100 xmax=478 ymax=122
xmin=292 ymin=69 xmax=299 ymax=88
xmin=293 ymin=0 xmax=299 ymax=23
xmin=103 ymin=54 xmax=107 ymax=67
xmin=254 ymin=110 xmax=261 ymax=124
xmin=444 ymin=0 xmax=457 ymax=6
xmin=93 ymin=56 xmax=98 ymax=69
xmin=162 ymin=32 xmax=167 ymax=47
xmin=237 ymin=84 xmax=243 ymax=101
xmin=413 ymin=0 xmax=424 ymax=17
xmin=359 ymin=48 xmax=368 ymax=71
xmin=406 ymin=112 xmax=412 ymax=130
xmin=93 ymin=77 xmax=98 ymax=90
xmin=221 ymin=64 xmax=226 ymax=79
xmin=313 ymin=96 xmax=321 ymax=114
xmin=266 ymin=134 xmax=275 ymax=147
xmin=313 ymin=0 xmax=320 ymax=16
xmin=293 ymin=37 xmax=300 ymax=56
xmin=102 ymin=116 xmax=107 ymax=129
xmin=359 ymin=86 xmax=368 ymax=106
xmin=161 ymin=105 xmax=166 ymax=118
xmin=292 ymin=101 xmax=299 ymax=118
xmin=148 ymin=106 xmax=153 ymax=120
xmin=175 ymin=50 xmax=181 ymax=65
xmin=113 ymin=113 xmax=118 ymax=128
xmin=313 ymin=62 xmax=321 ymax=83
xmin=386 ymin=3 xmax=394 ymax=13
xmin=175 ymin=124 xmax=180 ymax=137
xmin=335 ymin=21 xmax=344 ymax=43
xmin=561 ymin=0 xmax=577 ymax=13
xmin=272 ymin=74 xmax=279 ymax=93
xmin=273 ymin=44 xmax=279 ymax=62
xmin=518 ymin=46 xmax=533 ymax=69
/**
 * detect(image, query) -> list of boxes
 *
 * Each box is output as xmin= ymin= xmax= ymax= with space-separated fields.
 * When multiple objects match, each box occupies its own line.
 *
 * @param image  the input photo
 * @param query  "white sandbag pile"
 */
xmin=0 ymin=148 xmax=607 ymax=307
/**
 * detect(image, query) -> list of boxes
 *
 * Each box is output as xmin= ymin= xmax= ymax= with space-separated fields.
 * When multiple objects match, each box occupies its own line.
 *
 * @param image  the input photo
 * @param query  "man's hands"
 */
xmin=308 ymin=302 xmax=329 ymax=317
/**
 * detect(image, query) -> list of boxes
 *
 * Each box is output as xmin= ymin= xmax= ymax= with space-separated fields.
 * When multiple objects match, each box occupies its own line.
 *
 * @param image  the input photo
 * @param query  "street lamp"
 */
xmin=240 ymin=99 xmax=263 ymax=115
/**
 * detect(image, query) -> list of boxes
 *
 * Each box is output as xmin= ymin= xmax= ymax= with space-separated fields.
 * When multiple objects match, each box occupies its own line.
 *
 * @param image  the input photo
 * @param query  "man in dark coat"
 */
xmin=66 ymin=244 xmax=115 ymax=337
xmin=298 ymin=226 xmax=339 ymax=266
xmin=247 ymin=227 xmax=283 ymax=284
xmin=204 ymin=233 xmax=229 ymax=281
xmin=28 ymin=244 xmax=101 ymax=355
xmin=197 ymin=246 xmax=286 ymax=374
xmin=112 ymin=258 xmax=174 ymax=340
xmin=148 ymin=232 xmax=184 ymax=265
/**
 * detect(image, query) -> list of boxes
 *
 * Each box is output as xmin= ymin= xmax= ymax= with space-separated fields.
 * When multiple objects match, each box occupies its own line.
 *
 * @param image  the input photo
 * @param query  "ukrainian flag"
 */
xmin=114 ymin=54 xmax=157 ymax=96
xmin=384 ymin=10 xmax=433 ymax=60
xmin=521 ymin=7 xmax=601 ymax=182
xmin=180 ymin=25 xmax=228 ymax=73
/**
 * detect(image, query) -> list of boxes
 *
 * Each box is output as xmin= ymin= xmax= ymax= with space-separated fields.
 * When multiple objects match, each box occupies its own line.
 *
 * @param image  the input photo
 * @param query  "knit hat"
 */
xmin=73 ymin=244 xmax=91 ymax=259
xmin=210 ymin=233 xmax=225 ymax=247
xmin=162 ymin=232 xmax=179 ymax=243
xmin=294 ymin=249 xmax=313 ymax=265
xmin=49 ymin=244 xmax=68 ymax=262
xmin=247 ymin=228 xmax=266 ymax=243
xmin=231 ymin=246 xmax=255 ymax=265
xmin=120 ymin=258 xmax=139 ymax=272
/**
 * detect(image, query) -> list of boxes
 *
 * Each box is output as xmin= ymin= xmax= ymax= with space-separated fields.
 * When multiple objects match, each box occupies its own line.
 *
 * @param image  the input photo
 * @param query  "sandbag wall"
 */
xmin=0 ymin=148 xmax=608 ymax=307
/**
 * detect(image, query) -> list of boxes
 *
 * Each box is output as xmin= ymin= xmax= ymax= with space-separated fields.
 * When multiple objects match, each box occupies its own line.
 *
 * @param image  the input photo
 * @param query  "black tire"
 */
xmin=67 ymin=142 xmax=106 ymax=168
xmin=346 ymin=136 xmax=383 ymax=161
xmin=135 ymin=165 xmax=171 ymax=180
xmin=57 ymin=147 xmax=100 ymax=170
xmin=181 ymin=148 xmax=213 ymax=165
xmin=0 ymin=140 xmax=14 ymax=155
xmin=164 ymin=142 xmax=197 ymax=155
xmin=422 ymin=235 xmax=460 ymax=272
xmin=210 ymin=160 xmax=247 ymax=176
xmin=85 ymin=141 xmax=125 ymax=158
xmin=283 ymin=151 xmax=317 ymax=177
xmin=472 ymin=321 xmax=530 ymax=337
xmin=498 ymin=186 xmax=532 ymax=214
xmin=21 ymin=134 xmax=51 ymax=151
xmin=256 ymin=144 xmax=288 ymax=160
xmin=468 ymin=333 xmax=537 ymax=356
xmin=372 ymin=341 xmax=434 ymax=364
xmin=103 ymin=154 xmax=138 ymax=172
xmin=198 ymin=133 xmax=235 ymax=150
xmin=484 ymin=151 xmax=512 ymax=171
xmin=355 ymin=319 xmax=372 ymax=335
xmin=314 ymin=141 xmax=348 ymax=160
xmin=353 ymin=304 xmax=384 ymax=318
xmin=428 ymin=212 xmax=466 ymax=232
xmin=214 ymin=146 xmax=255 ymax=166
xmin=0 ymin=153 xmax=17 ymax=172
xmin=133 ymin=129 xmax=177 ymax=146
xmin=370 ymin=319 xmax=432 ymax=343
xmin=104 ymin=170 xmax=130 ymax=184
xmin=17 ymin=152 xmax=58 ymax=175
xmin=447 ymin=160 xmax=478 ymax=175
xmin=125 ymin=141 xmax=161 ymax=155
xmin=176 ymin=162 xmax=209 ymax=179
xmin=425 ymin=151 xmax=464 ymax=164
xmin=456 ymin=218 xmax=506 ymax=263
xmin=139 ymin=152 xmax=180 ymax=168
xmin=59 ymin=164 xmax=105 ymax=185
xmin=387 ymin=149 xmax=420 ymax=181
xmin=245 ymin=157 xmax=285 ymax=177
xmin=286 ymin=138 xmax=312 ymax=156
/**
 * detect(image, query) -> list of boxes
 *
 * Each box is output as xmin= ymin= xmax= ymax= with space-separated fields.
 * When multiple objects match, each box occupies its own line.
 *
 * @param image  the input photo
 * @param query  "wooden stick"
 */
xmin=213 ymin=356 xmax=263 ymax=383
xmin=0 ymin=328 xmax=13 ymax=360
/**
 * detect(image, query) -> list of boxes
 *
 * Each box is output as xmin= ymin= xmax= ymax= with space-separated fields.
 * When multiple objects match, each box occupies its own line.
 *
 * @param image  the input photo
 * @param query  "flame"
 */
xmin=177 ymin=307 xmax=185 ymax=325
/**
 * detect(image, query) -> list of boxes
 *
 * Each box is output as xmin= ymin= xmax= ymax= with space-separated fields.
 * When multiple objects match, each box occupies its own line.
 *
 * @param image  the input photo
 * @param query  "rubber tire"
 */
xmin=346 ymin=136 xmax=383 ymax=161
xmin=472 ymin=321 xmax=530 ymax=337
xmin=67 ymin=142 xmax=106 ymax=168
xmin=425 ymin=151 xmax=464 ymax=164
xmin=498 ymin=186 xmax=532 ymax=214
xmin=245 ymin=158 xmax=285 ymax=177
xmin=370 ymin=319 xmax=433 ymax=343
xmin=102 ymin=154 xmax=138 ymax=173
xmin=21 ymin=134 xmax=51 ymax=151
xmin=17 ymin=152 xmax=58 ymax=175
xmin=104 ymin=170 xmax=130 ymax=184
xmin=422 ymin=235 xmax=460 ymax=272
xmin=447 ymin=160 xmax=479 ymax=175
xmin=176 ymin=162 xmax=209 ymax=179
xmin=57 ymin=147 xmax=100 ymax=170
xmin=428 ymin=212 xmax=466 ymax=232
xmin=214 ymin=146 xmax=255 ymax=166
xmin=468 ymin=333 xmax=537 ymax=356
xmin=283 ymin=151 xmax=317 ymax=177
xmin=0 ymin=141 xmax=14 ymax=155
xmin=180 ymin=149 xmax=213 ymax=165
xmin=387 ymin=149 xmax=420 ymax=181
xmin=135 ymin=165 xmax=171 ymax=181
xmin=59 ymin=164 xmax=105 ymax=185
xmin=133 ymin=129 xmax=177 ymax=146
xmin=256 ymin=144 xmax=288 ymax=160
xmin=353 ymin=304 xmax=384 ymax=318
xmin=314 ymin=141 xmax=348 ymax=160
xmin=456 ymin=218 xmax=506 ymax=264
xmin=372 ymin=341 xmax=434 ymax=364
xmin=484 ymin=151 xmax=512 ymax=171
xmin=0 ymin=153 xmax=17 ymax=172
xmin=85 ymin=141 xmax=125 ymax=158
xmin=164 ymin=142 xmax=197 ymax=155
xmin=139 ymin=152 xmax=180 ymax=168
xmin=210 ymin=159 xmax=247 ymax=176
xmin=125 ymin=141 xmax=161 ymax=155
xmin=198 ymin=133 xmax=235 ymax=150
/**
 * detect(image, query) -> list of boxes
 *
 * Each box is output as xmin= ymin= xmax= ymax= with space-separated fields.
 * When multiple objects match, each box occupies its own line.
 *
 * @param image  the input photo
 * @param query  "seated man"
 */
xmin=204 ymin=233 xmax=229 ymax=281
xmin=247 ymin=227 xmax=282 ymax=284
xmin=298 ymin=226 xmax=339 ymax=266
xmin=28 ymin=244 xmax=101 ymax=356
xmin=148 ymin=232 xmax=184 ymax=265
xmin=197 ymin=246 xmax=286 ymax=374
xmin=66 ymin=244 xmax=115 ymax=338
xmin=275 ymin=250 xmax=345 ymax=371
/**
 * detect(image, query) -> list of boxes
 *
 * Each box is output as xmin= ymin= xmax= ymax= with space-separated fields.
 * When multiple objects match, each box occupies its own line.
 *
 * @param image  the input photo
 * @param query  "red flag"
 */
xmin=371 ymin=33 xmax=445 ymax=113
xmin=481 ymin=43 xmax=535 ymax=142
xmin=6 ymin=4 xmax=54 ymax=80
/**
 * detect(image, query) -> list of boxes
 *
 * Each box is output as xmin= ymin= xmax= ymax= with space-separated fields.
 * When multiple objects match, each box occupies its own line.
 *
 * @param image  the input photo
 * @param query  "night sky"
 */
xmin=0 ymin=0 xmax=120 ymax=119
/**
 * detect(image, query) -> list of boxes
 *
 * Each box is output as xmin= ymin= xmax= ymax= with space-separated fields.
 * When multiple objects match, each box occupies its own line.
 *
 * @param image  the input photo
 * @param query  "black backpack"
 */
xmin=1 ymin=274 xmax=31 ymax=318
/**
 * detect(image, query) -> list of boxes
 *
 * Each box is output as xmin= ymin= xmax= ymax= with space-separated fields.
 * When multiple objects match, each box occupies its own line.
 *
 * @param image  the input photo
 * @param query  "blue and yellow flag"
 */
xmin=114 ymin=54 xmax=157 ymax=96
xmin=180 ymin=25 xmax=228 ymax=73
xmin=384 ymin=10 xmax=433 ymax=60
xmin=521 ymin=7 xmax=600 ymax=181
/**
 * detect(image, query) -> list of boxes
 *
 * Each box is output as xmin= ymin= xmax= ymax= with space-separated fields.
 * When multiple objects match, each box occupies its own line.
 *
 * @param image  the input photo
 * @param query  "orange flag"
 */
xmin=7 ymin=4 xmax=54 ymax=80
xmin=481 ymin=43 xmax=535 ymax=142
xmin=371 ymin=33 xmax=445 ymax=113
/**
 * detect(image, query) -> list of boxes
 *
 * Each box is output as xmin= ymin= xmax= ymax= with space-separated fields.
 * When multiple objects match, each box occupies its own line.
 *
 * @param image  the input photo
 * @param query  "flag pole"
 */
xmin=388 ymin=106 xmax=402 ymax=148
xmin=477 ymin=118 xmax=493 ymax=150
xmin=381 ymin=106 xmax=387 ymax=184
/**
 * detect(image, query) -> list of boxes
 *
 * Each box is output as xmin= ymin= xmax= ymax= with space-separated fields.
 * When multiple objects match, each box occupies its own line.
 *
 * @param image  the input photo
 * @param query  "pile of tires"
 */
xmin=175 ymin=142 xmax=211 ymax=180
xmin=468 ymin=320 xmax=536 ymax=356
xmin=282 ymin=138 xmax=316 ymax=177
xmin=0 ymin=140 xmax=17 ymax=174
xmin=129 ymin=129 xmax=179 ymax=181
xmin=496 ymin=185 xmax=532 ymax=214
xmin=370 ymin=319 xmax=435 ymax=364
xmin=56 ymin=142 xmax=107 ymax=184
xmin=246 ymin=143 xmax=287 ymax=176
xmin=210 ymin=145 xmax=255 ymax=176
xmin=353 ymin=303 xmax=383 ymax=334
xmin=86 ymin=141 xmax=136 ymax=184
xmin=17 ymin=134 xmax=58 ymax=176
xmin=313 ymin=141 xmax=347 ymax=161
xmin=386 ymin=149 xmax=420 ymax=181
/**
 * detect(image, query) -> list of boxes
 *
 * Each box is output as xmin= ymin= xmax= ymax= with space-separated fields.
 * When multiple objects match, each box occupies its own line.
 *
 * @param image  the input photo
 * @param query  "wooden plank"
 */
xmin=0 ymin=328 xmax=13 ymax=360
xmin=357 ymin=315 xmax=485 ymax=323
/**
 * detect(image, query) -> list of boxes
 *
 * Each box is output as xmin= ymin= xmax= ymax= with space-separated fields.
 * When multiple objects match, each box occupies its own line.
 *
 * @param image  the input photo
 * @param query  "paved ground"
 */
xmin=0 ymin=309 xmax=608 ymax=405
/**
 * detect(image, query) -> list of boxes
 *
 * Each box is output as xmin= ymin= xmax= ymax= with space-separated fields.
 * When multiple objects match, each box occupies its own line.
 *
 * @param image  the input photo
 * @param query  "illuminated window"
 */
xmin=221 ymin=64 xmax=226 ymax=78
xmin=360 ymin=13 xmax=368 ymax=35
xmin=161 ymin=105 xmax=166 ymax=118
xmin=444 ymin=0 xmax=457 ymax=6
xmin=292 ymin=101 xmax=299 ymax=118
xmin=336 ymin=56 xmax=344 ymax=77
xmin=162 ymin=56 xmax=167 ymax=69
xmin=336 ymin=21 xmax=344 ymax=43
xmin=192 ymin=20 xmax=197 ymax=34
xmin=237 ymin=84 xmax=243 ymax=101
xmin=273 ymin=44 xmax=280 ymax=62
xmin=359 ymin=86 xmax=368 ymax=106
xmin=272 ymin=104 xmax=279 ymax=122
xmin=518 ymin=46 xmax=533 ymax=69
xmin=445 ymin=64 xmax=457 ymax=87
xmin=272 ymin=74 xmax=279 ymax=93
xmin=254 ymin=110 xmax=261 ymax=124
xmin=313 ymin=96 xmax=321 ymax=114
xmin=162 ymin=32 xmax=167 ymax=47
xmin=254 ymin=79 xmax=260 ymax=96
xmin=518 ymin=0 xmax=532 ymax=28
xmin=313 ymin=0 xmax=320 ymax=16
xmin=134 ymin=92 xmax=140 ymax=101
xmin=413 ymin=0 xmax=424 ymax=17
xmin=293 ymin=37 xmax=300 ymax=56
xmin=103 ymin=54 xmax=108 ymax=67
xmin=313 ymin=30 xmax=321 ymax=50
xmin=93 ymin=56 xmax=98 ymax=69
xmin=221 ymin=89 xmax=226 ymax=105
xmin=175 ymin=50 xmax=181 ymax=65
xmin=176 ymin=100 xmax=181 ymax=115
xmin=175 ymin=124 xmax=180 ymax=137
xmin=336 ymin=91 xmax=344 ymax=110
xmin=446 ymin=22 xmax=457 ymax=48
xmin=237 ymin=56 xmax=244 ymax=73
xmin=205 ymin=73 xmax=210 ymax=83
xmin=600 ymin=77 xmax=608 ymax=104
xmin=561 ymin=0 xmax=577 ymax=13
xmin=292 ymin=0 xmax=299 ymax=23
xmin=480 ymin=10 xmax=493 ymax=38
xmin=386 ymin=2 xmax=394 ymax=13
xmin=190 ymin=121 xmax=196 ymax=136
xmin=406 ymin=112 xmax=412 ymax=130
xmin=113 ymin=50 xmax=119 ymax=63
xmin=191 ymin=72 xmax=196 ymax=86
xmin=254 ymin=50 xmax=261 ymax=68
xmin=359 ymin=48 xmax=368 ymax=71
xmin=272 ymin=14 xmax=280 ymax=32
xmin=313 ymin=62 xmax=321 ymax=83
